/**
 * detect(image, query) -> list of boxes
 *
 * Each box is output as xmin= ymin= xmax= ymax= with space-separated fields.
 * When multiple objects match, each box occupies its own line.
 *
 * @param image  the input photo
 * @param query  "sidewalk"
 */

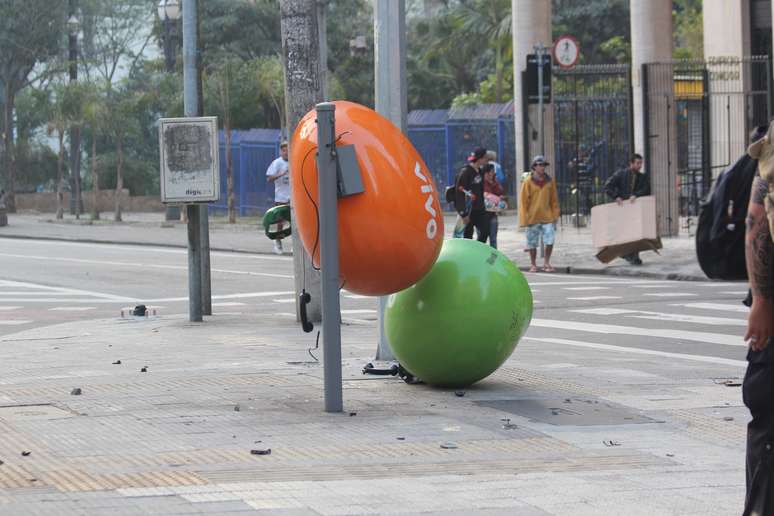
xmin=0 ymin=310 xmax=747 ymax=515
xmin=0 ymin=211 xmax=708 ymax=281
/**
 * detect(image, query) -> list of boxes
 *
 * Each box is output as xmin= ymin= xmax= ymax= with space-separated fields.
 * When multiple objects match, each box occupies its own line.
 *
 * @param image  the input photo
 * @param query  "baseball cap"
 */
xmin=473 ymin=147 xmax=487 ymax=161
xmin=531 ymin=155 xmax=550 ymax=167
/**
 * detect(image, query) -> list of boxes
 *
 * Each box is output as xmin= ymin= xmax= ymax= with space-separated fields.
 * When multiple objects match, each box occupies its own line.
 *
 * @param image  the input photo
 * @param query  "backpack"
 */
xmin=695 ymin=154 xmax=757 ymax=280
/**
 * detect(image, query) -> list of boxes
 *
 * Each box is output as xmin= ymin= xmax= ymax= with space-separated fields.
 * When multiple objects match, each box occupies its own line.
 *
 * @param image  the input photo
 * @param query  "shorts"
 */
xmin=526 ymin=223 xmax=555 ymax=249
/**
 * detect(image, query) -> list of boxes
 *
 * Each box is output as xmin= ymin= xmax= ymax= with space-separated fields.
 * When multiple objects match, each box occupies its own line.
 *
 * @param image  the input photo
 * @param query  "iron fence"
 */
xmin=552 ymin=64 xmax=633 ymax=221
xmin=643 ymin=56 xmax=771 ymax=234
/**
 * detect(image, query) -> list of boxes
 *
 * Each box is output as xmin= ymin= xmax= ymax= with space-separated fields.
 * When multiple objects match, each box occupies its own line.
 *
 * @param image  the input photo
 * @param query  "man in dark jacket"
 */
xmin=455 ymin=147 xmax=490 ymax=242
xmin=604 ymin=153 xmax=651 ymax=265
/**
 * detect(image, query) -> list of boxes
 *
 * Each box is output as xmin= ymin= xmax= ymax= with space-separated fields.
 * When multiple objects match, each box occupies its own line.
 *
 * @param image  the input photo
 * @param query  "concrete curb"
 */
xmin=513 ymin=264 xmax=711 ymax=282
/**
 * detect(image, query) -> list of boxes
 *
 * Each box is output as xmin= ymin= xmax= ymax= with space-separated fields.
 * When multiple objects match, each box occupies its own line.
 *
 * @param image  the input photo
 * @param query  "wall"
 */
xmin=15 ymin=190 xmax=165 ymax=213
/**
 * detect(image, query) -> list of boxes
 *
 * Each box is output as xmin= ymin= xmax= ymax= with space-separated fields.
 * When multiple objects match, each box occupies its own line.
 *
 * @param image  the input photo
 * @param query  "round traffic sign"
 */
xmin=553 ymin=35 xmax=580 ymax=68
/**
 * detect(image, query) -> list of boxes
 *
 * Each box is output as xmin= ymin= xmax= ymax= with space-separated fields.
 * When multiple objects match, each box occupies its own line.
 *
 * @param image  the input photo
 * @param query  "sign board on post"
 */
xmin=553 ymin=35 xmax=580 ymax=69
xmin=159 ymin=116 xmax=220 ymax=204
xmin=525 ymin=53 xmax=551 ymax=104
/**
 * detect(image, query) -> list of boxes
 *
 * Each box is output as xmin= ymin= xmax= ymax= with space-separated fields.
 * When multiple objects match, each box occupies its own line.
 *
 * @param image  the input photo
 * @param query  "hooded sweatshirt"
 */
xmin=519 ymin=172 xmax=560 ymax=226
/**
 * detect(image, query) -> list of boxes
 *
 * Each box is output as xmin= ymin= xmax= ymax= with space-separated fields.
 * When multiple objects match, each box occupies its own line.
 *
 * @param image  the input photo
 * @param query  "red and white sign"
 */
xmin=553 ymin=35 xmax=580 ymax=69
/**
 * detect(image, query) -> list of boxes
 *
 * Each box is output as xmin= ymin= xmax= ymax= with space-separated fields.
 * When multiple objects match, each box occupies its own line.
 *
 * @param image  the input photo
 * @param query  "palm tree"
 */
xmin=453 ymin=0 xmax=511 ymax=103
xmin=83 ymin=83 xmax=107 ymax=220
xmin=47 ymin=85 xmax=70 ymax=220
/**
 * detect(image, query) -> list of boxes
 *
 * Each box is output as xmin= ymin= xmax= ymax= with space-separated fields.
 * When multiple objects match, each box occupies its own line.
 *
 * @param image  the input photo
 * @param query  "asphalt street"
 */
xmin=0 ymin=237 xmax=750 ymax=365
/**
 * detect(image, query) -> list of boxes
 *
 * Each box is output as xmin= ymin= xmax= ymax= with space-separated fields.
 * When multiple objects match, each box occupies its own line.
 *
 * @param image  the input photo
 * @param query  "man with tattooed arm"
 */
xmin=742 ymin=126 xmax=774 ymax=514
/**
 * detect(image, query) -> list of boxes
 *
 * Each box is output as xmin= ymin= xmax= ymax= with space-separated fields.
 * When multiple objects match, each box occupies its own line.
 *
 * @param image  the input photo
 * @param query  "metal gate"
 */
xmin=552 ymin=65 xmax=633 ymax=219
xmin=643 ymin=57 xmax=771 ymax=235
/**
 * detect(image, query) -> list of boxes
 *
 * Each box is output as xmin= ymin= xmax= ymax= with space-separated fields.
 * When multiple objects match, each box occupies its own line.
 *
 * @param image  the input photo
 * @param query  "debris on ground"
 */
xmin=112 ymin=360 xmax=121 ymax=365
xmin=70 ymin=388 xmax=82 ymax=396
xmin=454 ymin=391 xmax=465 ymax=397
xmin=440 ymin=442 xmax=458 ymax=449
xmin=140 ymin=366 xmax=148 ymax=373
xmin=234 ymin=404 xmax=240 ymax=412
xmin=250 ymin=449 xmax=271 ymax=456
xmin=21 ymin=451 xmax=31 ymax=457
xmin=603 ymin=440 xmax=621 ymax=447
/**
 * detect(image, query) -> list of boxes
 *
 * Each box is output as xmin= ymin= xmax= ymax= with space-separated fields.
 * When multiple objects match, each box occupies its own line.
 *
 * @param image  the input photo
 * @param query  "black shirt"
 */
xmin=454 ymin=164 xmax=485 ymax=215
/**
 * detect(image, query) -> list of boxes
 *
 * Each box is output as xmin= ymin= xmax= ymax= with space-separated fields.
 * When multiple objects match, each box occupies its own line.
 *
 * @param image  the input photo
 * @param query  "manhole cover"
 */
xmin=475 ymin=398 xmax=655 ymax=426
xmin=0 ymin=404 xmax=74 ymax=421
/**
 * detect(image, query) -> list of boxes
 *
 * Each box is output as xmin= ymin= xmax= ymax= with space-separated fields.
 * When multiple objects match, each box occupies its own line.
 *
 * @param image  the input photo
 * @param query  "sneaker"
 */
xmin=273 ymin=240 xmax=283 ymax=255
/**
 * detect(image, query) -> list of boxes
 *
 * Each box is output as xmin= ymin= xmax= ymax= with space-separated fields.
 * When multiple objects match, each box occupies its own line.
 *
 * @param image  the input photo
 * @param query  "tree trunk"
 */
xmin=226 ymin=124 xmax=235 ymax=223
xmin=3 ymin=86 xmax=17 ymax=212
xmin=56 ymin=131 xmax=65 ymax=220
xmin=280 ymin=0 xmax=324 ymax=322
xmin=114 ymin=129 xmax=123 ymax=222
xmin=90 ymin=130 xmax=100 ymax=220
xmin=71 ymin=126 xmax=82 ymax=219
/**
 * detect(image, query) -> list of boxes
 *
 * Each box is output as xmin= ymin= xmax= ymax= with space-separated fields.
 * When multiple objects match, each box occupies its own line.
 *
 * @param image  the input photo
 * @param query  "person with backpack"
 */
xmin=454 ymin=147 xmax=489 ymax=242
xmin=696 ymin=126 xmax=766 ymax=280
xmin=741 ymin=124 xmax=774 ymax=515
xmin=604 ymin=153 xmax=651 ymax=265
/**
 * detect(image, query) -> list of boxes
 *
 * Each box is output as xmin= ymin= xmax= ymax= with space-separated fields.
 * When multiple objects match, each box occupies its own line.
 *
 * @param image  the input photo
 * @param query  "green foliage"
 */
xmin=599 ymin=35 xmax=630 ymax=63
xmin=200 ymin=0 xmax=281 ymax=62
xmin=408 ymin=5 xmax=481 ymax=109
xmin=325 ymin=0 xmax=375 ymax=106
xmin=552 ymin=0 xmax=630 ymax=64
xmin=673 ymin=0 xmax=703 ymax=59
xmin=451 ymin=92 xmax=484 ymax=109
xmin=79 ymin=0 xmax=156 ymax=87
xmin=13 ymin=142 xmax=58 ymax=192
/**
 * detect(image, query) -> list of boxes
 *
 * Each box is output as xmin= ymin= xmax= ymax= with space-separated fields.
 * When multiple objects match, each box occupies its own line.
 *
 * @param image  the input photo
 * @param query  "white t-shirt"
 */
xmin=266 ymin=157 xmax=290 ymax=203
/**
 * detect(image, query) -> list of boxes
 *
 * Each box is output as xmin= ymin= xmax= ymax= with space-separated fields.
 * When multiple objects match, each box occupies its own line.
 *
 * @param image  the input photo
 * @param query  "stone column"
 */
xmin=631 ymin=0 xmax=676 ymax=235
xmin=704 ymin=0 xmax=752 ymax=172
xmin=511 ymin=0 xmax=552 ymax=198
xmin=630 ymin=0 xmax=673 ymax=155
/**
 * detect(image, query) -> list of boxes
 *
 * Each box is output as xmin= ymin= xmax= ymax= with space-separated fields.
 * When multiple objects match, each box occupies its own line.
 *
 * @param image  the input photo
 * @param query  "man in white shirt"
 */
xmin=266 ymin=141 xmax=290 ymax=254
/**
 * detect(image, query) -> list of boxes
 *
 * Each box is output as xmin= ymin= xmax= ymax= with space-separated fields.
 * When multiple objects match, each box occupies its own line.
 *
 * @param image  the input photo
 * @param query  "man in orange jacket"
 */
xmin=519 ymin=155 xmax=560 ymax=272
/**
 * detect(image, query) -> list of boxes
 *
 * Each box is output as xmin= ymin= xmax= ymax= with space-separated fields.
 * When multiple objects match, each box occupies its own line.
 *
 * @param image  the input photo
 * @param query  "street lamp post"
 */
xmin=158 ymin=0 xmax=181 ymax=222
xmin=67 ymin=3 xmax=83 ymax=217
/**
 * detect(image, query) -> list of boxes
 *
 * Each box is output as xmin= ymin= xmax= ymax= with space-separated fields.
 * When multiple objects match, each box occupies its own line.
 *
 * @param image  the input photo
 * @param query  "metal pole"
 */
xmin=192 ymin=0 xmax=211 ymax=316
xmin=183 ymin=0 xmax=204 ymax=322
xmin=200 ymin=209 xmax=211 ymax=315
xmin=187 ymin=204 xmax=202 ymax=322
xmin=574 ymin=76 xmax=580 ymax=232
xmin=316 ymin=102 xmax=343 ymax=413
xmin=536 ymin=43 xmax=545 ymax=156
xmin=69 ymin=0 xmax=82 ymax=218
xmin=374 ymin=0 xmax=406 ymax=362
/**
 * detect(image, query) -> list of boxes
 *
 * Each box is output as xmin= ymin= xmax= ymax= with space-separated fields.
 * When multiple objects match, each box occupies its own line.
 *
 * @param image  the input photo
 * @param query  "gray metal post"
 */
xmin=187 ymin=204 xmax=202 ymax=322
xmin=200 ymin=211 xmax=212 ymax=315
xmin=316 ymin=102 xmax=343 ymax=413
xmin=535 ymin=43 xmax=545 ymax=156
xmin=182 ymin=0 xmax=206 ymax=322
xmin=374 ymin=0 xmax=406 ymax=362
